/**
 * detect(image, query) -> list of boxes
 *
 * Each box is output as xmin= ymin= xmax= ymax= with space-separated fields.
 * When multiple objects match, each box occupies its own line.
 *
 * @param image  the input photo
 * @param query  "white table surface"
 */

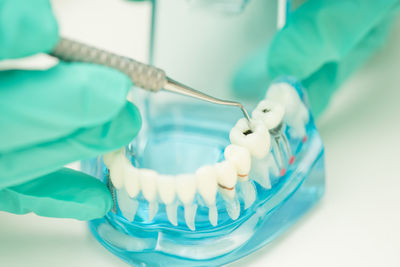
xmin=1 ymin=2 xmax=400 ymax=266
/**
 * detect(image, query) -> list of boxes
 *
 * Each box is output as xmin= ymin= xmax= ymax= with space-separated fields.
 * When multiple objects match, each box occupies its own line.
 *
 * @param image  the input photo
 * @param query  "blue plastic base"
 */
xmin=83 ymin=80 xmax=325 ymax=267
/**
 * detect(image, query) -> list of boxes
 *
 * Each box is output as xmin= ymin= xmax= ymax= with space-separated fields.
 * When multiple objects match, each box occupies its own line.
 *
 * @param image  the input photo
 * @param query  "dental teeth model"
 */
xmin=102 ymin=82 xmax=311 ymax=231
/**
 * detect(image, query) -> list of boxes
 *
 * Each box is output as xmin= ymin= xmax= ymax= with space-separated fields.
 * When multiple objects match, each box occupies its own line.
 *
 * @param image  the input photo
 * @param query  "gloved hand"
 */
xmin=0 ymin=0 xmax=141 ymax=220
xmin=234 ymin=0 xmax=400 ymax=118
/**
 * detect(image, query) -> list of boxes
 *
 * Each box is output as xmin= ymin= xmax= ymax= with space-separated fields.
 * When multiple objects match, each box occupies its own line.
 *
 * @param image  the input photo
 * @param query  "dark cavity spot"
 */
xmin=262 ymin=108 xmax=271 ymax=113
xmin=243 ymin=129 xmax=253 ymax=135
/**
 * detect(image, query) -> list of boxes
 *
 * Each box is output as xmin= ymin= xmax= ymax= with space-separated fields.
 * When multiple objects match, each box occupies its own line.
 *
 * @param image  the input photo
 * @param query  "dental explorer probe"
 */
xmin=50 ymin=38 xmax=251 ymax=122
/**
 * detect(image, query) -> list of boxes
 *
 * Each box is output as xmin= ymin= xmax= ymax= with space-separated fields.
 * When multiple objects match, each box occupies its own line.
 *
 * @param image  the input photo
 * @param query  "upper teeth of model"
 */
xmin=102 ymin=82 xmax=310 ymax=230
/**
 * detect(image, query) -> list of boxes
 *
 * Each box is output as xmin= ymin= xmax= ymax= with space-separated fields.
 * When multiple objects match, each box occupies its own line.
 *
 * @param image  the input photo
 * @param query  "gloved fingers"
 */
xmin=0 ymin=62 xmax=133 ymax=153
xmin=0 ymin=0 xmax=58 ymax=60
xmin=267 ymin=0 xmax=400 ymax=80
xmin=302 ymin=14 xmax=395 ymax=116
xmin=0 ymin=167 xmax=112 ymax=220
xmin=0 ymin=102 xmax=141 ymax=189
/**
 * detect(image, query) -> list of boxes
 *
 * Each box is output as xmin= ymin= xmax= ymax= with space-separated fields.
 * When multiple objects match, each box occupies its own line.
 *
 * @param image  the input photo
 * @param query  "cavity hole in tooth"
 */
xmin=243 ymin=129 xmax=253 ymax=136
xmin=262 ymin=108 xmax=271 ymax=113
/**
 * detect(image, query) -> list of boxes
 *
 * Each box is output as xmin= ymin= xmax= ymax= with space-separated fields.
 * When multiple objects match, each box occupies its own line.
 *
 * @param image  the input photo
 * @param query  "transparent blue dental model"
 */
xmin=82 ymin=78 xmax=325 ymax=267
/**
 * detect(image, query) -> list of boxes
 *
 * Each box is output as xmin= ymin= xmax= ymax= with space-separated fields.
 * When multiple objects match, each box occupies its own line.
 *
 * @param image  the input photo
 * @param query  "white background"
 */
xmin=0 ymin=1 xmax=400 ymax=266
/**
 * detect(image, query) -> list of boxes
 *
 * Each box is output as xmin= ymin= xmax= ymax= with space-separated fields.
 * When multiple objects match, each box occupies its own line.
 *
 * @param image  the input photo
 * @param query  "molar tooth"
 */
xmin=224 ymin=144 xmax=251 ymax=181
xmin=117 ymin=188 xmax=138 ymax=222
xmin=239 ymin=181 xmax=256 ymax=209
xmin=124 ymin=165 xmax=140 ymax=198
xmin=229 ymin=118 xmax=270 ymax=159
xmin=157 ymin=175 xmax=176 ymax=205
xmin=139 ymin=169 xmax=158 ymax=203
xmin=265 ymin=83 xmax=309 ymax=137
xmin=184 ymin=204 xmax=197 ymax=231
xmin=215 ymin=161 xmax=237 ymax=199
xmin=176 ymin=174 xmax=197 ymax=205
xmin=166 ymin=202 xmax=178 ymax=226
xmin=196 ymin=165 xmax=218 ymax=206
xmin=252 ymin=100 xmax=284 ymax=130
xmin=208 ymin=205 xmax=218 ymax=226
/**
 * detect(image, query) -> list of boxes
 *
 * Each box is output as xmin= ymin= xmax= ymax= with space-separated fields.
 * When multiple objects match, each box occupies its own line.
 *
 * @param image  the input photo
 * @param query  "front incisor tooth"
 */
xmin=215 ymin=161 xmax=237 ymax=199
xmin=195 ymin=166 xmax=218 ymax=206
xmin=124 ymin=164 xmax=140 ymax=198
xmin=157 ymin=175 xmax=176 ymax=205
xmin=166 ymin=203 xmax=178 ymax=226
xmin=102 ymin=148 xmax=124 ymax=168
xmin=176 ymin=174 xmax=197 ymax=205
xmin=184 ymin=204 xmax=197 ymax=231
xmin=224 ymin=144 xmax=251 ymax=181
xmin=139 ymin=169 xmax=158 ymax=202
xmin=108 ymin=153 xmax=128 ymax=189
xmin=117 ymin=188 xmax=138 ymax=222
xmin=229 ymin=118 xmax=271 ymax=159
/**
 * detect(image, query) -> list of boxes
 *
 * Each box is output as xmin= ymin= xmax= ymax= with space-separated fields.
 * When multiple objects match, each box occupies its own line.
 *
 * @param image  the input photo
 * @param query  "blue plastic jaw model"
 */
xmin=83 ymin=79 xmax=325 ymax=266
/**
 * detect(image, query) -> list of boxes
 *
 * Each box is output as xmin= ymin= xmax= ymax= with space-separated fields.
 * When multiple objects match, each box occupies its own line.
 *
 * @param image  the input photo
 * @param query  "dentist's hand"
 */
xmin=0 ymin=0 xmax=141 ymax=220
xmin=234 ymin=0 xmax=400 ymax=118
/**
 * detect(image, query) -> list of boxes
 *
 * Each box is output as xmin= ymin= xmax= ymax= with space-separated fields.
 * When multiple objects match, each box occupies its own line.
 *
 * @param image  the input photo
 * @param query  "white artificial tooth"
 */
xmin=148 ymin=201 xmax=158 ymax=221
xmin=223 ymin=196 xmax=240 ymax=220
xmin=139 ymin=169 xmax=158 ymax=202
xmin=267 ymin=153 xmax=280 ymax=177
xmin=215 ymin=161 xmax=237 ymax=199
xmin=166 ymin=202 xmax=178 ymax=226
xmin=157 ymin=175 xmax=176 ymax=205
xmin=250 ymin=157 xmax=272 ymax=189
xmin=108 ymin=153 xmax=128 ymax=189
xmin=176 ymin=174 xmax=197 ymax=205
xmin=252 ymin=100 xmax=285 ymax=130
xmin=196 ymin=166 xmax=218 ymax=206
xmin=208 ymin=205 xmax=218 ymax=226
xmin=117 ymin=189 xmax=138 ymax=222
xmin=102 ymin=148 xmax=124 ymax=168
xmin=265 ymin=83 xmax=310 ymax=136
xmin=124 ymin=165 xmax=140 ymax=198
xmin=239 ymin=181 xmax=256 ymax=209
xmin=224 ymin=144 xmax=251 ymax=181
xmin=229 ymin=118 xmax=270 ymax=159
xmin=184 ymin=204 xmax=197 ymax=231
xmin=220 ymin=188 xmax=236 ymax=200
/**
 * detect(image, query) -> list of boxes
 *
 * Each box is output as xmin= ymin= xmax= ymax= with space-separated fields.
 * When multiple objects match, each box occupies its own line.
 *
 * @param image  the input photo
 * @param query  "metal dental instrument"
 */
xmin=50 ymin=38 xmax=251 ymax=122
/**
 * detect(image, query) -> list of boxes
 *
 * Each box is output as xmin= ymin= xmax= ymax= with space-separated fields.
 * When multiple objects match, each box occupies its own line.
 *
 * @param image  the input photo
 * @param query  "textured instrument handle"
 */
xmin=51 ymin=38 xmax=167 ymax=92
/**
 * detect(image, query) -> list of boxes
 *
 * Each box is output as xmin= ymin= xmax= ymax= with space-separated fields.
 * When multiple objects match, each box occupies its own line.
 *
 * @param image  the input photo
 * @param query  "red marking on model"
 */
xmin=302 ymin=135 xmax=308 ymax=143
xmin=280 ymin=168 xmax=286 ymax=177
xmin=289 ymin=156 xmax=295 ymax=165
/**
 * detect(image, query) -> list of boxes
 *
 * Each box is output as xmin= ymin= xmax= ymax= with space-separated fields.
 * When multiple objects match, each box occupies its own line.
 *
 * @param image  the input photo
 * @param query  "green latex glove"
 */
xmin=0 ymin=0 xmax=141 ymax=220
xmin=233 ymin=0 xmax=400 ymax=117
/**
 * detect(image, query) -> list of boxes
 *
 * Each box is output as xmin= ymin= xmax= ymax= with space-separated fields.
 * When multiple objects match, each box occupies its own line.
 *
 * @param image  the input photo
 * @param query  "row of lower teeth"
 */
xmin=102 ymin=82 xmax=309 ymax=230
